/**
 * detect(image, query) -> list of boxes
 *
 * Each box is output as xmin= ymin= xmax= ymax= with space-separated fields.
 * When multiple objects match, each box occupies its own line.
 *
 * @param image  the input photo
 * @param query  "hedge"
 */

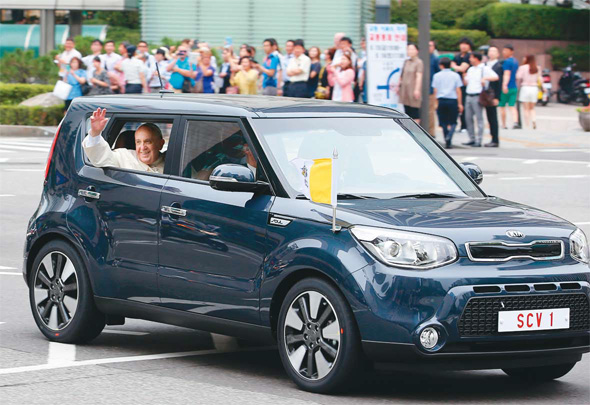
xmin=548 ymin=45 xmax=590 ymax=72
xmin=407 ymin=28 xmax=491 ymax=51
xmin=0 ymin=105 xmax=64 ymax=126
xmin=459 ymin=3 xmax=590 ymax=41
xmin=391 ymin=0 xmax=498 ymax=29
xmin=0 ymin=83 xmax=55 ymax=105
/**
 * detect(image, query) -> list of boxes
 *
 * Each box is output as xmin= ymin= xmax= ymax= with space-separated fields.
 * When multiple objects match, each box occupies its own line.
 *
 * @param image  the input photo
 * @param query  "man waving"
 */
xmin=83 ymin=108 xmax=165 ymax=173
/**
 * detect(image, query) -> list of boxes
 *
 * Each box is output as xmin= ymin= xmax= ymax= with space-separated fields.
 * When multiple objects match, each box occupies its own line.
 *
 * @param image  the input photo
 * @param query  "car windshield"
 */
xmin=252 ymin=117 xmax=484 ymax=199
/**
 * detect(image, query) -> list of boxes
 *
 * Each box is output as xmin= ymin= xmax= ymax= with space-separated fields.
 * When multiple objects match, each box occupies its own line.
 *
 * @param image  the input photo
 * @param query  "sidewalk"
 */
xmin=0 ymin=125 xmax=57 ymax=137
xmin=443 ymin=102 xmax=589 ymax=150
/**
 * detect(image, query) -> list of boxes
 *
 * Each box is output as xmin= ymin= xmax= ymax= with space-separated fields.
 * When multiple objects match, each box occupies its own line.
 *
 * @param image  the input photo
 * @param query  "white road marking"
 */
xmin=0 ymin=194 xmax=16 ymax=197
xmin=575 ymin=222 xmax=590 ymax=225
xmin=538 ymin=175 xmax=589 ymax=179
xmin=4 ymin=169 xmax=45 ymax=172
xmin=499 ymin=177 xmax=534 ymax=180
xmin=537 ymin=149 xmax=590 ymax=153
xmin=0 ymin=345 xmax=276 ymax=375
xmin=0 ymin=150 xmax=16 ymax=154
xmin=455 ymin=156 xmax=589 ymax=166
xmin=210 ymin=333 xmax=239 ymax=352
xmin=536 ymin=115 xmax=578 ymax=121
xmin=0 ymin=141 xmax=53 ymax=148
xmin=47 ymin=342 xmax=76 ymax=365
xmin=0 ymin=272 xmax=21 ymax=276
xmin=0 ymin=265 xmax=17 ymax=270
xmin=102 ymin=330 xmax=149 ymax=336
xmin=459 ymin=156 xmax=479 ymax=161
xmin=523 ymin=159 xmax=539 ymax=164
xmin=0 ymin=145 xmax=50 ymax=152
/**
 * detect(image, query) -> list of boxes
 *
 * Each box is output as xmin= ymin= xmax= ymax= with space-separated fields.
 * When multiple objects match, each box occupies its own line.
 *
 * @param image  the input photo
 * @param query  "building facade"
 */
xmin=141 ymin=0 xmax=374 ymax=50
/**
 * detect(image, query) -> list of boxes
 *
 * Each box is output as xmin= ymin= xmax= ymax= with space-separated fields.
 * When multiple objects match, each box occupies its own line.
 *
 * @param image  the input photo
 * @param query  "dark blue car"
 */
xmin=24 ymin=95 xmax=589 ymax=393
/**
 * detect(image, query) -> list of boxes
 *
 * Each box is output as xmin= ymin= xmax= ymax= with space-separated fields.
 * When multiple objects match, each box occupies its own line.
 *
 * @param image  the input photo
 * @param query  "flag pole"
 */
xmin=332 ymin=148 xmax=341 ymax=233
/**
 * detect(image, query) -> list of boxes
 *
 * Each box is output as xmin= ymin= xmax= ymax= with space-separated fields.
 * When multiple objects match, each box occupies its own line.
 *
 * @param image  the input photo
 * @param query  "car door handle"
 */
xmin=161 ymin=205 xmax=187 ymax=217
xmin=78 ymin=188 xmax=100 ymax=200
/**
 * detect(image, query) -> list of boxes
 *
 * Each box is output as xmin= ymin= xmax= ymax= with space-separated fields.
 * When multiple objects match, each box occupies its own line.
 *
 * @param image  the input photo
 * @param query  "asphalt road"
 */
xmin=0 ymin=104 xmax=589 ymax=404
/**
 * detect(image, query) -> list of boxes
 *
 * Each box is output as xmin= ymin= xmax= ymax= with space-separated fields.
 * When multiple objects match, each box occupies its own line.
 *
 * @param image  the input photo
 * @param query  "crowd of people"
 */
xmin=54 ymin=34 xmax=542 ymax=147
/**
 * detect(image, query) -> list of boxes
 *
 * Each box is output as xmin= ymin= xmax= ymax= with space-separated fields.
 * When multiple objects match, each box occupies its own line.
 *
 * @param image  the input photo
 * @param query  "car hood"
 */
xmin=334 ymin=197 xmax=575 ymax=257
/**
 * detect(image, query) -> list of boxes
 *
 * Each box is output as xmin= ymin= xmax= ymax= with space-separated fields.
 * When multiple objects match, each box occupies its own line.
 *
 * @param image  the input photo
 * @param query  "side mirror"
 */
xmin=460 ymin=162 xmax=483 ymax=185
xmin=209 ymin=164 xmax=270 ymax=193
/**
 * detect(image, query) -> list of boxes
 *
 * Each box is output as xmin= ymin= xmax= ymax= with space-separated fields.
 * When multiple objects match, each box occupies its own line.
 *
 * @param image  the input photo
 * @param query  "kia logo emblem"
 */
xmin=506 ymin=230 xmax=525 ymax=239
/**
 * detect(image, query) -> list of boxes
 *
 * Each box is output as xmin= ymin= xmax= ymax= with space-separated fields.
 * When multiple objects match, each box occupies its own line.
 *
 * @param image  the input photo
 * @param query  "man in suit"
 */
xmin=485 ymin=46 xmax=503 ymax=147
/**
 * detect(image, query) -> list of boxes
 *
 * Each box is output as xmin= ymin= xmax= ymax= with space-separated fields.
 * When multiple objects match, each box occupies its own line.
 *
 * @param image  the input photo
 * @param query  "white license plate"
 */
xmin=584 ymin=88 xmax=590 ymax=94
xmin=542 ymin=83 xmax=552 ymax=89
xmin=498 ymin=308 xmax=569 ymax=332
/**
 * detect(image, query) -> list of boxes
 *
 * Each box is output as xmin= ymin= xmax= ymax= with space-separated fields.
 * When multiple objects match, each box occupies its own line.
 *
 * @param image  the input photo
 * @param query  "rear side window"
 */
xmin=180 ymin=120 xmax=262 ymax=182
xmin=84 ymin=116 xmax=173 ymax=152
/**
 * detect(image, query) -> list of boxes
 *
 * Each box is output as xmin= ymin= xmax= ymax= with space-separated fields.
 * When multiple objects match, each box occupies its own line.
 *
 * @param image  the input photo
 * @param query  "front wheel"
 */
xmin=502 ymin=363 xmax=576 ymax=381
xmin=29 ymin=240 xmax=105 ymax=343
xmin=277 ymin=277 xmax=363 ymax=393
xmin=557 ymin=89 xmax=570 ymax=104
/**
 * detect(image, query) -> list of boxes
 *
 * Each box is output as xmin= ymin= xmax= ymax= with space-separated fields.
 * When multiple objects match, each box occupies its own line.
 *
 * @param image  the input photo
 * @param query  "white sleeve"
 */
xmin=83 ymin=134 xmax=123 ymax=168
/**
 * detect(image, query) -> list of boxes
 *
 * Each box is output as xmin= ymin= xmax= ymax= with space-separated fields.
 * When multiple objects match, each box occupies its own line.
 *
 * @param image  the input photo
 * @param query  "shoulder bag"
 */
xmin=478 ymin=66 xmax=495 ymax=107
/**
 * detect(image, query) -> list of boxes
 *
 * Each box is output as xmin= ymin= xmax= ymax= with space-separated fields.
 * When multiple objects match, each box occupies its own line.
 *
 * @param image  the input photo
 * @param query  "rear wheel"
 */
xmin=277 ymin=277 xmax=363 ymax=393
xmin=502 ymin=363 xmax=576 ymax=381
xmin=29 ymin=240 xmax=105 ymax=343
xmin=557 ymin=89 xmax=570 ymax=104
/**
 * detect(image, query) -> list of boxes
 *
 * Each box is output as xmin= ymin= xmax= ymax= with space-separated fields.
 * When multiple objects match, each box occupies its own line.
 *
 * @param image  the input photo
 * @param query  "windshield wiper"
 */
xmin=337 ymin=193 xmax=376 ymax=200
xmin=391 ymin=193 xmax=461 ymax=199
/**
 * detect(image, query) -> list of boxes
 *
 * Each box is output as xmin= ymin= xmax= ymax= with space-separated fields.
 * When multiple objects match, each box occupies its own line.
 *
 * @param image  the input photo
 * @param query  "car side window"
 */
xmin=180 ymin=120 xmax=262 ymax=182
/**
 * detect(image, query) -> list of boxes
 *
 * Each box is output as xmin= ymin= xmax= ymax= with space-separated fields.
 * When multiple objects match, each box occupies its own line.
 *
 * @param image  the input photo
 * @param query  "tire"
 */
xmin=557 ymin=89 xmax=570 ymax=104
xmin=29 ymin=240 xmax=105 ymax=343
xmin=502 ymin=363 xmax=576 ymax=381
xmin=277 ymin=277 xmax=363 ymax=393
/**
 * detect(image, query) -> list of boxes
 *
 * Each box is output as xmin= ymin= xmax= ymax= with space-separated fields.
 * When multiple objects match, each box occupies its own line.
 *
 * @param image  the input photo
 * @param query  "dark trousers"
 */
xmin=283 ymin=81 xmax=291 ymax=97
xmin=289 ymin=81 xmax=308 ymax=98
xmin=436 ymin=98 xmax=459 ymax=144
xmin=64 ymin=99 xmax=72 ymax=112
xmin=125 ymin=83 xmax=143 ymax=94
xmin=485 ymin=105 xmax=499 ymax=144
xmin=459 ymin=86 xmax=467 ymax=130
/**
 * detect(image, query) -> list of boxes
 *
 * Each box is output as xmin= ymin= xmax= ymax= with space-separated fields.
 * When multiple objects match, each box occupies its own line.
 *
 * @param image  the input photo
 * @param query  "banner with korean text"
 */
xmin=365 ymin=24 xmax=407 ymax=110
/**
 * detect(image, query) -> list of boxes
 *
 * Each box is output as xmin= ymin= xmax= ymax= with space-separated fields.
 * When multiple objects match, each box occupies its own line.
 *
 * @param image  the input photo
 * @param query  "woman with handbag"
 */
xmin=396 ymin=43 xmax=424 ymax=122
xmin=63 ymin=57 xmax=87 ymax=111
xmin=516 ymin=55 xmax=541 ymax=129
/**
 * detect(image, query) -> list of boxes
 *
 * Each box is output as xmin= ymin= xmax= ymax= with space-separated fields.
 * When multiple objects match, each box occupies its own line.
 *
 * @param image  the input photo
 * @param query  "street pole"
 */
xmin=418 ymin=0 xmax=431 ymax=130
xmin=39 ymin=9 xmax=55 ymax=56
xmin=375 ymin=0 xmax=391 ymax=24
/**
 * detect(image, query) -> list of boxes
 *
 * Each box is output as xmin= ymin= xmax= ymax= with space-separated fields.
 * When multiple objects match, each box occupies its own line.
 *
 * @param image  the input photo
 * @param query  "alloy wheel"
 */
xmin=283 ymin=291 xmax=341 ymax=380
xmin=33 ymin=251 xmax=79 ymax=331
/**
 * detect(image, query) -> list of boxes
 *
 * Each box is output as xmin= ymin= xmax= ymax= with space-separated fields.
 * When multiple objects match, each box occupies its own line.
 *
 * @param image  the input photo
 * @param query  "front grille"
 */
xmin=458 ymin=293 xmax=590 ymax=337
xmin=466 ymin=240 xmax=564 ymax=262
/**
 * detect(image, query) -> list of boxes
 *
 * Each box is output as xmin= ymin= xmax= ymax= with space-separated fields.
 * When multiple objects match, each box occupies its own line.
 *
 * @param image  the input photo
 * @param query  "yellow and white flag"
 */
xmin=290 ymin=152 xmax=338 ymax=208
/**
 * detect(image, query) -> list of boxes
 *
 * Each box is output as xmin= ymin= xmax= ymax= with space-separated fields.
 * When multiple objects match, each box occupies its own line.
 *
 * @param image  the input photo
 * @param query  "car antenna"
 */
xmin=155 ymin=58 xmax=173 ymax=96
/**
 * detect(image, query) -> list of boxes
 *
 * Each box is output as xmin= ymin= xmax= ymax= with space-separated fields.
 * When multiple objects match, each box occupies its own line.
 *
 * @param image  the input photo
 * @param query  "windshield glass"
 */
xmin=252 ymin=117 xmax=484 ymax=199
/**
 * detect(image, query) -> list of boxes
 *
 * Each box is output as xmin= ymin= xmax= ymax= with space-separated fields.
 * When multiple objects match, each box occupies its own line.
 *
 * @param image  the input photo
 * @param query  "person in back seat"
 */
xmin=83 ymin=108 xmax=165 ymax=173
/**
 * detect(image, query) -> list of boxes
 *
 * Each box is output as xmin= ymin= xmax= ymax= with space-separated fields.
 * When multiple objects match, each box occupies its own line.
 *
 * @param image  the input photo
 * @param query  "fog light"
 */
xmin=419 ymin=327 xmax=439 ymax=350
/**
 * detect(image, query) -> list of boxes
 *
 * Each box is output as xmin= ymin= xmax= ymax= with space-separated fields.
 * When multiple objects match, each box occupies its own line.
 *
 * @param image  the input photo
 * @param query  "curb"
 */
xmin=0 ymin=125 xmax=57 ymax=137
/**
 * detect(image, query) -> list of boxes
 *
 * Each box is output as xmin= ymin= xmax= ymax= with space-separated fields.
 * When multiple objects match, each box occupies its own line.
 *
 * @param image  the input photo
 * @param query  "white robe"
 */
xmin=82 ymin=134 xmax=165 ymax=174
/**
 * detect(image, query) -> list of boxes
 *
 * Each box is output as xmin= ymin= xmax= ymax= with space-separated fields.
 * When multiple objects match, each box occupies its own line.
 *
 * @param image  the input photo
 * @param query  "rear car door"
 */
xmin=67 ymin=113 xmax=180 ymax=303
xmin=158 ymin=117 xmax=273 ymax=324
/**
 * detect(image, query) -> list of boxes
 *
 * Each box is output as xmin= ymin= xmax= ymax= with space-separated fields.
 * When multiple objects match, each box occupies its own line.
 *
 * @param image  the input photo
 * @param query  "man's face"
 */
xmin=429 ymin=41 xmax=435 ymax=54
xmin=293 ymin=45 xmax=304 ymax=57
xmin=177 ymin=46 xmax=188 ymax=60
xmin=137 ymin=42 xmax=148 ymax=54
xmin=65 ymin=40 xmax=74 ymax=51
xmin=285 ymin=41 xmax=294 ymax=55
xmin=91 ymin=42 xmax=102 ymax=54
xmin=502 ymin=48 xmax=513 ymax=59
xmin=488 ymin=47 xmax=499 ymax=60
xmin=469 ymin=55 xmax=479 ymax=66
xmin=135 ymin=127 xmax=164 ymax=165
xmin=105 ymin=43 xmax=115 ymax=54
xmin=118 ymin=43 xmax=127 ymax=54
xmin=263 ymin=41 xmax=272 ymax=55
xmin=459 ymin=42 xmax=470 ymax=53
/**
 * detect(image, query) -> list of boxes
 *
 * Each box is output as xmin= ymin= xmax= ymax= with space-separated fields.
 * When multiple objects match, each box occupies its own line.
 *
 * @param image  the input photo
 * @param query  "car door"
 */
xmin=158 ymin=117 xmax=273 ymax=324
xmin=67 ymin=113 xmax=180 ymax=303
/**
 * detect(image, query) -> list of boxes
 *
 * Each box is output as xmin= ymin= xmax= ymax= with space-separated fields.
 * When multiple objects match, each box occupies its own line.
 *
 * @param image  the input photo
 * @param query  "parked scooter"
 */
xmin=557 ymin=60 xmax=590 ymax=106
xmin=538 ymin=69 xmax=552 ymax=106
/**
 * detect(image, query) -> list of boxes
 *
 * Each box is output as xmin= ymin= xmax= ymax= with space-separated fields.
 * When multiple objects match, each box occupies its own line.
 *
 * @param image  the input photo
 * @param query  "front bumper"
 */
xmin=348 ymin=258 xmax=590 ymax=366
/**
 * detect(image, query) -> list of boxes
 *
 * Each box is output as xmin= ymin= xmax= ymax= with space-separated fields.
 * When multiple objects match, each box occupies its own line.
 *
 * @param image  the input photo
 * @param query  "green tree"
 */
xmin=391 ymin=0 xmax=498 ymax=28
xmin=0 ymin=49 xmax=59 ymax=84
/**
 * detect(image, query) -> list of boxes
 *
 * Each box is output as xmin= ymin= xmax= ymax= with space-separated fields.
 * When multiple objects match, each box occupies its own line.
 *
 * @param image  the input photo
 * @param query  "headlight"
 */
xmin=570 ymin=228 xmax=589 ymax=264
xmin=350 ymin=226 xmax=458 ymax=270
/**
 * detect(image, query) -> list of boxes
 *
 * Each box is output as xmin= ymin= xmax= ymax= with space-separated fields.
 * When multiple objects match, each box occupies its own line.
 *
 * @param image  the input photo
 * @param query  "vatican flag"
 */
xmin=290 ymin=150 xmax=338 ymax=208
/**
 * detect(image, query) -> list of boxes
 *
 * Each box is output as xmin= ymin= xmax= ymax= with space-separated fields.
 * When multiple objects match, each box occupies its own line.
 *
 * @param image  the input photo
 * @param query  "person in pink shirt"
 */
xmin=327 ymin=53 xmax=355 ymax=102
xmin=516 ymin=55 xmax=541 ymax=129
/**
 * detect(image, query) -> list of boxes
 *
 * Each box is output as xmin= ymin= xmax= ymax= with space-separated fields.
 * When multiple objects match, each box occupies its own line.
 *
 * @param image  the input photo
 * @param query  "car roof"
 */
xmin=72 ymin=94 xmax=408 ymax=119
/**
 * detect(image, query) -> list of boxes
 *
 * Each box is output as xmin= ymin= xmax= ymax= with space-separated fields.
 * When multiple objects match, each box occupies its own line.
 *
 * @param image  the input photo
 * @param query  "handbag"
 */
xmin=81 ymin=82 xmax=91 ymax=96
xmin=478 ymin=67 xmax=495 ymax=107
xmin=53 ymin=80 xmax=73 ymax=100
xmin=226 ymin=86 xmax=239 ymax=94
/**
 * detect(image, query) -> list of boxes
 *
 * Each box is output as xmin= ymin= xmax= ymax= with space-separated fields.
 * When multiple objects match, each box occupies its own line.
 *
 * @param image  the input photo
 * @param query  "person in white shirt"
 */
xmin=103 ymin=41 xmax=122 ymax=73
xmin=82 ymin=39 xmax=105 ymax=87
xmin=116 ymin=45 xmax=148 ymax=94
xmin=463 ymin=52 xmax=499 ymax=147
xmin=83 ymin=108 xmax=165 ymax=174
xmin=280 ymin=40 xmax=295 ymax=96
xmin=333 ymin=37 xmax=357 ymax=69
xmin=286 ymin=40 xmax=311 ymax=98
xmin=54 ymin=38 xmax=82 ymax=77
xmin=149 ymin=48 xmax=171 ymax=92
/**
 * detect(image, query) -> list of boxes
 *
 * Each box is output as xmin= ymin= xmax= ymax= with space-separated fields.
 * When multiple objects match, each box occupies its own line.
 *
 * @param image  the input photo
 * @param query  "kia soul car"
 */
xmin=24 ymin=95 xmax=589 ymax=393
